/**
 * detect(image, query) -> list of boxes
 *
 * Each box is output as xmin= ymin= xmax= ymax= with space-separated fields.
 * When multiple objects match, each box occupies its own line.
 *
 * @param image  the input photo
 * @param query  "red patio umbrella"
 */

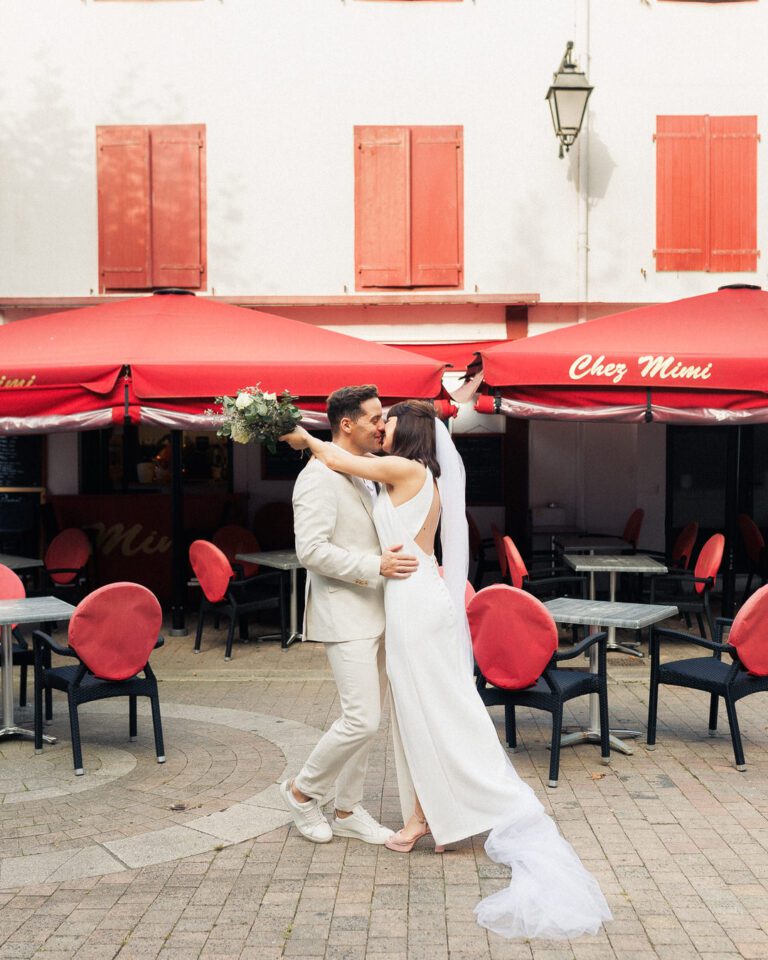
xmin=0 ymin=290 xmax=447 ymax=433
xmin=478 ymin=285 xmax=768 ymax=424
xmin=0 ymin=290 xmax=447 ymax=633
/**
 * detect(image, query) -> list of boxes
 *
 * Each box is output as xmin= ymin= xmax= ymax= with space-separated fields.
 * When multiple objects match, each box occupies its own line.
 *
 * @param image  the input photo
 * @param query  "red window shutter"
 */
xmin=97 ymin=126 xmax=151 ymax=292
xmin=150 ymin=125 xmax=206 ymax=289
xmin=410 ymin=126 xmax=463 ymax=287
xmin=355 ymin=126 xmax=411 ymax=288
xmin=709 ymin=116 xmax=758 ymax=272
xmin=655 ymin=116 xmax=708 ymax=271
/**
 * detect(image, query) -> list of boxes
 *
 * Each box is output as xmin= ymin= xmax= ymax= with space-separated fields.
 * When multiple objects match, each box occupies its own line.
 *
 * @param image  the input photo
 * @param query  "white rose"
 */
xmin=235 ymin=392 xmax=256 ymax=410
xmin=230 ymin=422 xmax=251 ymax=444
xmin=261 ymin=391 xmax=277 ymax=402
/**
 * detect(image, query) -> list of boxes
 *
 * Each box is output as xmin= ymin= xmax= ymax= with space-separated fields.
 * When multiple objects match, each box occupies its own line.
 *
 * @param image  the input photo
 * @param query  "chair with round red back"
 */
xmin=622 ymin=509 xmax=645 ymax=549
xmin=650 ymin=533 xmax=725 ymax=640
xmin=212 ymin=525 xmax=261 ymax=578
xmin=648 ymin=583 xmax=768 ymax=771
xmin=672 ymin=520 xmax=699 ymax=570
xmin=43 ymin=528 xmax=91 ymax=602
xmin=738 ymin=514 xmax=768 ymax=602
xmin=491 ymin=526 xmax=508 ymax=581
xmin=467 ymin=585 xmax=609 ymax=787
xmin=32 ymin=582 xmax=165 ymax=775
xmin=190 ymin=540 xmax=233 ymax=604
xmin=189 ymin=540 xmax=286 ymax=660
xmin=501 ymin=535 xmax=586 ymax=646
xmin=502 ymin=536 xmax=528 ymax=590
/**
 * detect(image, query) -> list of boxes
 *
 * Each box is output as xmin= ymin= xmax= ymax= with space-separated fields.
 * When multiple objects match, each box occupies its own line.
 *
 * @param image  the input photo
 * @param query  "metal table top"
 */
xmin=236 ymin=549 xmax=301 ymax=571
xmin=555 ymin=536 xmax=631 ymax=553
xmin=0 ymin=554 xmax=44 ymax=572
xmin=544 ymin=597 xmax=678 ymax=630
xmin=0 ymin=596 xmax=76 ymax=626
xmin=564 ymin=553 xmax=668 ymax=575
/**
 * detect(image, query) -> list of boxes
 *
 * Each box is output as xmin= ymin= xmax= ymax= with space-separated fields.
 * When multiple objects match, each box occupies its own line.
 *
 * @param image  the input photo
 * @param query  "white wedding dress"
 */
xmin=372 ymin=468 xmax=612 ymax=940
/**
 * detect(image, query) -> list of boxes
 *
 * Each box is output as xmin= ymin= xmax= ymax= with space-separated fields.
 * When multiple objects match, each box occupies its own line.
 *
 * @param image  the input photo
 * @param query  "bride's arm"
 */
xmin=280 ymin=426 xmax=421 ymax=486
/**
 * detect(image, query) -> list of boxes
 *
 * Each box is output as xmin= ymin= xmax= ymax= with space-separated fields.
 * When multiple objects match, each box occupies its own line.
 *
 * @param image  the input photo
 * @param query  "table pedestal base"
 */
xmin=606 ymin=642 xmax=644 ymax=658
xmin=0 ymin=726 xmax=56 ymax=745
xmin=559 ymin=727 xmax=637 ymax=755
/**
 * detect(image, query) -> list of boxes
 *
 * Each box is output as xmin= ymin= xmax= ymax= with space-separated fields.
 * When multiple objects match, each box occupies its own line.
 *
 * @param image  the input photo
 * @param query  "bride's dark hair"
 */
xmin=387 ymin=400 xmax=441 ymax=478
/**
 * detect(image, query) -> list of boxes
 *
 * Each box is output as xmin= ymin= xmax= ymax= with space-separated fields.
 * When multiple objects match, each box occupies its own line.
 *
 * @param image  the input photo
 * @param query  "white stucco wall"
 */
xmin=3 ymin=0 xmax=765 ymax=304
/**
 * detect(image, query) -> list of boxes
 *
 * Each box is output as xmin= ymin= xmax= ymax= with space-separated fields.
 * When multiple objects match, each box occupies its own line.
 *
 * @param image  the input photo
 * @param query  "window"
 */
xmin=655 ymin=115 xmax=758 ymax=272
xmin=354 ymin=125 xmax=463 ymax=289
xmin=96 ymin=124 xmax=206 ymax=292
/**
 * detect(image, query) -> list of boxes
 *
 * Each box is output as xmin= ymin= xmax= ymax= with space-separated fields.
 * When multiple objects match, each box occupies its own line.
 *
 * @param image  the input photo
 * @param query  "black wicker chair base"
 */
xmin=34 ymin=633 xmax=165 ymax=775
xmin=477 ymin=631 xmax=608 ymax=787
xmin=195 ymin=573 xmax=287 ymax=660
xmin=647 ymin=621 xmax=768 ymax=771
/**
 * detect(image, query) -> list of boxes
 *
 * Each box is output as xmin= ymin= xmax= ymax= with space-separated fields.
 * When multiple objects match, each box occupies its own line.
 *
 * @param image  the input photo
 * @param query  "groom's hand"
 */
xmin=380 ymin=544 xmax=418 ymax=579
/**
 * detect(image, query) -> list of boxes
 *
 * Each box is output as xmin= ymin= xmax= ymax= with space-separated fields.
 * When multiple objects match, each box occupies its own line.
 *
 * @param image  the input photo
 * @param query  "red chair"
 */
xmin=213 ymin=524 xmax=262 ymax=578
xmin=467 ymin=513 xmax=499 ymax=589
xmin=491 ymin=525 xmax=508 ymax=581
xmin=578 ymin=508 xmax=644 ymax=551
xmin=503 ymin=535 xmax=586 ymax=598
xmin=738 ymin=514 xmax=767 ymax=603
xmin=648 ymin=584 xmax=768 ymax=770
xmin=0 ymin=564 xmax=52 ymax=718
xmin=468 ymin=585 xmax=608 ymax=787
xmin=189 ymin=540 xmax=287 ymax=660
xmin=33 ymin=583 xmax=165 ymax=775
xmin=650 ymin=533 xmax=725 ymax=639
xmin=643 ymin=521 xmax=699 ymax=614
xmin=43 ymin=529 xmax=92 ymax=602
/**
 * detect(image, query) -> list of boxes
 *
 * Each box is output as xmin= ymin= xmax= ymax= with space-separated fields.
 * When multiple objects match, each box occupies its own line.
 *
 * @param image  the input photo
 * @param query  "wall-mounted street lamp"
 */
xmin=545 ymin=41 xmax=593 ymax=158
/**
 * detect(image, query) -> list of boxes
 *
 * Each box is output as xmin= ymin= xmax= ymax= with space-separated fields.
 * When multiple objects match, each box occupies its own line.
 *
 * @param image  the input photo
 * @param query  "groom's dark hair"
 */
xmin=327 ymin=384 xmax=380 ymax=434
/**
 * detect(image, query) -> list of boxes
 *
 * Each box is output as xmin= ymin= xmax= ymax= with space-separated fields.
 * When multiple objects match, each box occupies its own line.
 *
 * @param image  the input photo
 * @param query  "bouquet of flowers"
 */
xmin=214 ymin=385 xmax=302 ymax=453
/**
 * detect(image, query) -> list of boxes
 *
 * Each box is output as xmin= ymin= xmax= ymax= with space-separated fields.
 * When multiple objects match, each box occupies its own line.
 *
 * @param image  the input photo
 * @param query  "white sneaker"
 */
xmin=332 ymin=805 xmax=394 ymax=844
xmin=279 ymin=780 xmax=333 ymax=843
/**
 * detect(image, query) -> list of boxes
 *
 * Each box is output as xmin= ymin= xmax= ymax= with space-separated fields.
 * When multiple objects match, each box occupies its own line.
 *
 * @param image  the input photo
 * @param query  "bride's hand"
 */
xmin=279 ymin=424 xmax=311 ymax=450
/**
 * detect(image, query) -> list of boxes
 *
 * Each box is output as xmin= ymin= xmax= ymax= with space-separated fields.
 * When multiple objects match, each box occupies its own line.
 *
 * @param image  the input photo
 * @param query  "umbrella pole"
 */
xmin=169 ymin=429 xmax=188 ymax=636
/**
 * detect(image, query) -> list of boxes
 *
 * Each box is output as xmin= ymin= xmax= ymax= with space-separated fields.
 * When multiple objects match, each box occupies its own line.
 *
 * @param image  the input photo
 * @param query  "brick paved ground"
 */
xmin=0 ymin=611 xmax=766 ymax=960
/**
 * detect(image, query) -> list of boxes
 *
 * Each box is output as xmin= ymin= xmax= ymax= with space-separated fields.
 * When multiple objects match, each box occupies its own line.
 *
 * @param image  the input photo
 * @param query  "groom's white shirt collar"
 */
xmin=330 ymin=442 xmax=379 ymax=505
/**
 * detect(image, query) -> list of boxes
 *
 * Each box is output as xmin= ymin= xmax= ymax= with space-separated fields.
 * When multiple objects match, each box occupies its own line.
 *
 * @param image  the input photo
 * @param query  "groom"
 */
xmin=280 ymin=384 xmax=418 ymax=843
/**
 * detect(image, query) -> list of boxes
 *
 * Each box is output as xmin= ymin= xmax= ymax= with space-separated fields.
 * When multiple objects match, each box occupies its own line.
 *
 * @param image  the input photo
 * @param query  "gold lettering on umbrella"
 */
xmin=569 ymin=354 xmax=713 ymax=384
xmin=0 ymin=374 xmax=37 ymax=388
xmin=569 ymin=355 xmax=629 ymax=384
xmin=638 ymin=356 xmax=712 ymax=381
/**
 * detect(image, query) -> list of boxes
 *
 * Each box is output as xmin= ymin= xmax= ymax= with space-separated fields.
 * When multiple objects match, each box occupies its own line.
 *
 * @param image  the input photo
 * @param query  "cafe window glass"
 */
xmin=354 ymin=125 xmax=463 ymax=289
xmin=80 ymin=425 xmax=230 ymax=494
xmin=655 ymin=115 xmax=758 ymax=271
xmin=96 ymin=124 xmax=207 ymax=292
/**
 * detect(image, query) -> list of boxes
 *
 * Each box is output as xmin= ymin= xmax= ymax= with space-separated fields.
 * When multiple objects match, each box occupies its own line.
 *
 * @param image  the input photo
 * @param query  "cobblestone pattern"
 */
xmin=0 ymin=618 xmax=765 ymax=959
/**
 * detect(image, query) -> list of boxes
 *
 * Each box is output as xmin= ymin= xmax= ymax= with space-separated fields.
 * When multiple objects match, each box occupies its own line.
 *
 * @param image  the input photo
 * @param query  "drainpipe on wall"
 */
xmin=574 ymin=0 xmax=591 ymax=532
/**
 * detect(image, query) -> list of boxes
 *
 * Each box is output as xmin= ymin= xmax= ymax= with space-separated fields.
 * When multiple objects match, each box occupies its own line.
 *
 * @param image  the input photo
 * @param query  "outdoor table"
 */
xmin=0 ymin=596 xmax=76 ymax=743
xmin=555 ymin=535 xmax=632 ymax=554
xmin=236 ymin=549 xmax=302 ymax=649
xmin=0 ymin=554 xmax=44 ymax=572
xmin=544 ymin=596 xmax=678 ymax=755
xmin=563 ymin=553 xmax=669 ymax=657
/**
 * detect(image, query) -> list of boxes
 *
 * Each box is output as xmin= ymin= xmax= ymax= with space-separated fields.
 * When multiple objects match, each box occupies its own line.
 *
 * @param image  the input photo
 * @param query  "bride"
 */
xmin=281 ymin=400 xmax=611 ymax=940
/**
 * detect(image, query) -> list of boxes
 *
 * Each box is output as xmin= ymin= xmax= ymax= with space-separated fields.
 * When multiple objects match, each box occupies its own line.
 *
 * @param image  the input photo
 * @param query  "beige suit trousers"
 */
xmin=295 ymin=632 xmax=387 ymax=811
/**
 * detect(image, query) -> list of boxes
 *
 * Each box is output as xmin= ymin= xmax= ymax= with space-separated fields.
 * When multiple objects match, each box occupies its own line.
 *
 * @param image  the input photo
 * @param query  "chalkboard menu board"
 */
xmin=453 ymin=433 xmax=504 ymax=505
xmin=0 ymin=435 xmax=43 ymax=487
xmin=262 ymin=432 xmax=332 ymax=481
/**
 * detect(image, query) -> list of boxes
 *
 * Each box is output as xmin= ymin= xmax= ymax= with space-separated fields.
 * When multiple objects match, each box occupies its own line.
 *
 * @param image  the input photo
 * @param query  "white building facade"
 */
xmin=2 ymin=0 xmax=766 ymax=558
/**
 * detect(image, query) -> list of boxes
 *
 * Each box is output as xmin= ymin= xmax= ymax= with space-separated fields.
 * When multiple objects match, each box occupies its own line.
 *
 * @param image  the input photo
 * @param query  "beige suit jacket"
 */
xmin=293 ymin=456 xmax=385 ymax=643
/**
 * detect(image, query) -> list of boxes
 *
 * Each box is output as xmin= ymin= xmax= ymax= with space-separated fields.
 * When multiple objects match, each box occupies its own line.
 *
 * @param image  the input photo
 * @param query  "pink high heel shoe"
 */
xmin=384 ymin=817 xmax=445 ymax=854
